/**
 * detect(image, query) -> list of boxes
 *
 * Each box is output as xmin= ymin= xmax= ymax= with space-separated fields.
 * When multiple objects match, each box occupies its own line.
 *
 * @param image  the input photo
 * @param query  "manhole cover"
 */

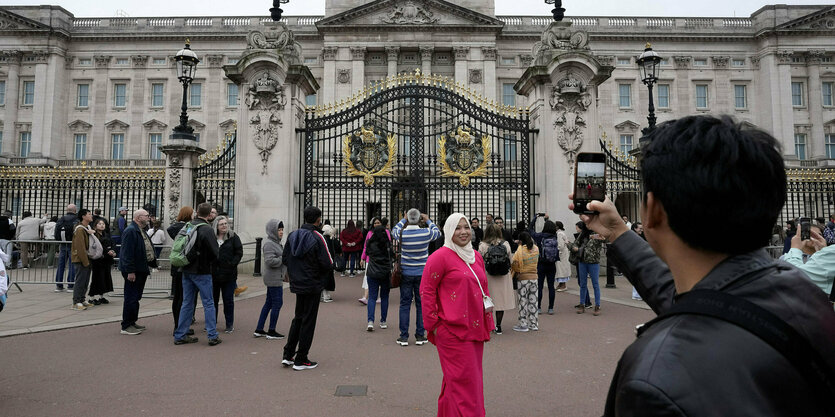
xmin=335 ymin=385 xmax=368 ymax=397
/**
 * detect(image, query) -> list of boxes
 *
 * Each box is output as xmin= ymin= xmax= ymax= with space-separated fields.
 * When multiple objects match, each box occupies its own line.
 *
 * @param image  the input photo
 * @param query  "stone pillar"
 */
xmin=1 ymin=51 xmax=21 ymax=157
xmin=807 ymin=50 xmax=826 ymax=159
xmin=420 ymin=46 xmax=433 ymax=76
xmin=454 ymin=46 xmax=469 ymax=85
xmin=386 ymin=47 xmax=399 ymax=78
xmin=482 ymin=46 xmax=497 ymax=102
xmin=160 ymin=141 xmax=205 ymax=225
xmin=772 ymin=51 xmax=796 ymax=157
xmin=351 ymin=47 xmax=366 ymax=94
xmin=322 ymin=46 xmax=338 ymax=105
xmin=30 ymin=55 xmax=49 ymax=158
xmin=129 ymin=55 xmax=148 ymax=158
xmin=92 ymin=55 xmax=111 ymax=159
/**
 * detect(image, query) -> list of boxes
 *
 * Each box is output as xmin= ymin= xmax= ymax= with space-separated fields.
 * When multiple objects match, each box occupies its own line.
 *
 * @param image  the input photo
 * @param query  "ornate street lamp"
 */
xmin=171 ymin=40 xmax=200 ymax=140
xmin=544 ymin=0 xmax=565 ymax=22
xmin=636 ymin=43 xmax=662 ymax=140
xmin=270 ymin=0 xmax=290 ymax=22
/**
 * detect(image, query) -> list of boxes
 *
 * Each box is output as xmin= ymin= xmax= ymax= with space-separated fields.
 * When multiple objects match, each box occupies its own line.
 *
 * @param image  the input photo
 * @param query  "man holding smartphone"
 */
xmin=573 ymin=115 xmax=835 ymax=416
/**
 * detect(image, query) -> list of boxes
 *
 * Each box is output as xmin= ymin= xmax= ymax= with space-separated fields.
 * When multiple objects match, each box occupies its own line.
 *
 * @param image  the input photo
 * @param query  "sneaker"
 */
xmin=253 ymin=330 xmax=267 ymax=338
xmin=120 ymin=326 xmax=141 ymax=335
xmin=376 ymin=298 xmax=381 ymax=304
xmin=396 ymin=337 xmax=409 ymax=346
xmin=174 ymin=336 xmax=199 ymax=345
xmin=99 ymin=297 xmax=109 ymax=304
xmin=593 ymin=306 xmax=601 ymax=316
xmin=133 ymin=324 xmax=147 ymax=331
xmin=340 ymin=272 xmax=347 ymax=277
xmin=281 ymin=358 xmax=294 ymax=367
xmin=530 ymin=325 xmax=539 ymax=331
xmin=71 ymin=303 xmax=87 ymax=311
xmin=266 ymin=331 xmax=285 ymax=340
xmin=585 ymin=303 xmax=593 ymax=308
xmin=234 ymin=286 xmax=248 ymax=297
xmin=379 ymin=322 xmax=387 ymax=329
xmin=415 ymin=335 xmax=429 ymax=345
xmin=187 ymin=328 xmax=195 ymax=336
xmin=54 ymin=288 xmax=64 ymax=293
xmin=322 ymin=297 xmax=334 ymax=303
xmin=556 ymin=283 xmax=567 ymax=292
xmin=349 ymin=273 xmax=356 ymax=277
xmin=358 ymin=298 xmax=368 ymax=305
xmin=90 ymin=299 xmax=101 ymax=306
xmin=82 ymin=301 xmax=93 ymax=307
xmin=537 ymin=308 xmax=541 ymax=314
xmin=366 ymin=321 xmax=374 ymax=332
xmin=512 ymin=324 xmax=529 ymax=332
xmin=224 ymin=327 xmax=235 ymax=334
xmin=547 ymin=308 xmax=554 ymax=315
xmin=208 ymin=338 xmax=223 ymax=346
xmin=495 ymin=326 xmax=503 ymax=335
xmin=293 ymin=360 xmax=318 ymax=371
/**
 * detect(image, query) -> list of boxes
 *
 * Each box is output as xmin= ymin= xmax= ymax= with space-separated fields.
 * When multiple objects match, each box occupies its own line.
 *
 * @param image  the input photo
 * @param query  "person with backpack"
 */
xmin=254 ymin=219 xmax=286 ymax=340
xmin=70 ymin=209 xmax=95 ymax=311
xmin=511 ymin=232 xmax=540 ymax=332
xmin=54 ymin=204 xmax=78 ymax=292
xmin=529 ymin=215 xmax=560 ymax=315
xmin=364 ymin=223 xmax=393 ymax=332
xmin=172 ymin=202 xmax=220 ymax=346
xmin=118 ymin=209 xmax=156 ymax=335
xmin=478 ymin=223 xmax=514 ymax=335
xmin=167 ymin=206 xmax=194 ymax=334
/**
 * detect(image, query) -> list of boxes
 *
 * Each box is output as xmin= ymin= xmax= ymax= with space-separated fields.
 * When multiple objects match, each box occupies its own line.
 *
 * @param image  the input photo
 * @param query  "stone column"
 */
xmin=160 ymin=141 xmax=205 ymax=225
xmin=673 ymin=56 xmax=691 ymax=117
xmin=92 ymin=55 xmax=111 ymax=159
xmin=1 ymin=51 xmax=21 ymax=157
xmin=322 ymin=46 xmax=338 ymax=105
xmin=351 ymin=47 xmax=366 ymax=94
xmin=807 ymin=50 xmax=826 ymax=159
xmin=386 ymin=47 xmax=399 ymax=78
xmin=482 ymin=46 xmax=497 ymax=102
xmin=30 ymin=53 xmax=49 ymax=158
xmin=129 ymin=55 xmax=148 ymax=158
xmin=774 ymin=51 xmax=796 ymax=158
xmin=454 ymin=46 xmax=469 ymax=85
xmin=420 ymin=46 xmax=433 ymax=76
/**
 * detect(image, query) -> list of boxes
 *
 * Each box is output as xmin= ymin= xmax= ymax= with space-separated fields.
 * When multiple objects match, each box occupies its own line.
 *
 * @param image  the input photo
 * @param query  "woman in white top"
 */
xmin=555 ymin=221 xmax=572 ymax=292
xmin=146 ymin=219 xmax=166 ymax=260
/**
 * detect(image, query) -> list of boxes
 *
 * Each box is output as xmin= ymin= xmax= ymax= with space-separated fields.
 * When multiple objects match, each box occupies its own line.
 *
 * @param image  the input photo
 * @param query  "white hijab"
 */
xmin=443 ymin=213 xmax=475 ymax=265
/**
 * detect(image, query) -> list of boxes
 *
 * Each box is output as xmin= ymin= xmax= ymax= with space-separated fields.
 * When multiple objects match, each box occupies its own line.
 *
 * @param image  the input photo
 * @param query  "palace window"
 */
xmin=620 ymin=134 xmax=634 ymax=154
xmin=151 ymin=83 xmax=164 ymax=107
xmin=822 ymin=82 xmax=833 ymax=107
xmin=0 ymin=80 xmax=5 ymax=105
xmin=617 ymin=58 xmax=630 ymax=66
xmin=149 ymin=133 xmax=162 ymax=160
xmin=501 ymin=57 xmax=516 ymax=66
xmin=618 ymin=84 xmax=631 ymax=108
xmin=111 ymin=133 xmax=125 ymax=160
xmin=732 ymin=59 xmax=746 ymax=67
xmin=794 ymin=133 xmax=807 ymax=160
xmin=694 ymin=58 xmax=708 ymax=67
xmin=502 ymin=83 xmax=516 ymax=106
xmin=791 ymin=82 xmax=804 ymax=107
xmin=19 ymin=131 xmax=31 ymax=157
xmin=504 ymin=134 xmax=518 ymax=163
xmin=504 ymin=200 xmax=518 ymax=225
xmin=152 ymin=58 xmax=167 ymax=65
xmin=657 ymin=84 xmax=670 ymax=108
xmin=78 ymin=58 xmax=92 ymax=66
xmin=114 ymin=83 xmax=127 ymax=108
xmin=826 ymin=134 xmax=835 ymax=159
xmin=189 ymin=83 xmax=202 ymax=107
xmin=77 ymin=84 xmax=89 ymax=108
xmin=734 ymin=85 xmax=747 ymax=109
xmin=227 ymin=84 xmax=239 ymax=107
xmin=22 ymin=81 xmax=35 ymax=105
xmin=115 ymin=58 xmax=129 ymax=65
xmin=74 ymin=134 xmax=87 ymax=160
xmin=305 ymin=94 xmax=317 ymax=107
xmin=695 ymin=84 xmax=709 ymax=109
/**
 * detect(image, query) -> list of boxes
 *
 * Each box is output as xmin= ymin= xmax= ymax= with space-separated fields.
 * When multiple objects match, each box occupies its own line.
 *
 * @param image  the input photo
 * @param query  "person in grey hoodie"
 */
xmin=254 ymin=219 xmax=286 ymax=340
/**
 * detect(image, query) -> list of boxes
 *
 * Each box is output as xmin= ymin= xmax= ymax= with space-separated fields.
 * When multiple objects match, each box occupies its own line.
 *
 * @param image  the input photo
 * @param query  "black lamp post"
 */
xmin=636 ymin=43 xmax=662 ymax=140
xmin=544 ymin=0 xmax=565 ymax=22
xmin=270 ymin=0 xmax=290 ymax=22
xmin=171 ymin=40 xmax=200 ymax=141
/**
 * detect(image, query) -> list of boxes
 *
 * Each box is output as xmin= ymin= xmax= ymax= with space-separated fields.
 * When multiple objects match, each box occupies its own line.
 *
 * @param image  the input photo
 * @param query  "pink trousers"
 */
xmin=434 ymin=325 xmax=486 ymax=417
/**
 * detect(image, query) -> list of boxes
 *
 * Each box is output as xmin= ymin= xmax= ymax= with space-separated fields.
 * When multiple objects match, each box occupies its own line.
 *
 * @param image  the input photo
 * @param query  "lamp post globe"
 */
xmin=544 ymin=0 xmax=565 ymax=22
xmin=270 ymin=0 xmax=290 ymax=22
xmin=172 ymin=40 xmax=200 ymax=140
xmin=636 ymin=43 xmax=662 ymax=138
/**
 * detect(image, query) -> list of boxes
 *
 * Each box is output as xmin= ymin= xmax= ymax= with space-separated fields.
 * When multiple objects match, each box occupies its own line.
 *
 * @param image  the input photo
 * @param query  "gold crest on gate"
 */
xmin=438 ymin=125 xmax=491 ymax=187
xmin=343 ymin=125 xmax=397 ymax=186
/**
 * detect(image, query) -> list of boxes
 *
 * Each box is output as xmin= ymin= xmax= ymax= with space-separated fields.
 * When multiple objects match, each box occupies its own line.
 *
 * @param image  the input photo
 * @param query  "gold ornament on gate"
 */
xmin=438 ymin=125 xmax=491 ymax=187
xmin=343 ymin=125 xmax=397 ymax=186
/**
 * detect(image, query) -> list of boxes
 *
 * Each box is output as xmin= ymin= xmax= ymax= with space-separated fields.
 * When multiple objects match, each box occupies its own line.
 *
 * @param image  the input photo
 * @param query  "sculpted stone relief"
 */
xmin=382 ymin=1 xmax=439 ymax=25
xmin=533 ymin=22 xmax=590 ymax=58
xmin=246 ymin=22 xmax=302 ymax=60
xmin=550 ymin=74 xmax=592 ymax=171
xmin=246 ymin=73 xmax=287 ymax=175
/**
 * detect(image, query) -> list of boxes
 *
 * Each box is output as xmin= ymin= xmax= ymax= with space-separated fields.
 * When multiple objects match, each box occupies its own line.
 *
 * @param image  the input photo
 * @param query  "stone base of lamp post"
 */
xmin=160 ymin=139 xmax=206 ymax=225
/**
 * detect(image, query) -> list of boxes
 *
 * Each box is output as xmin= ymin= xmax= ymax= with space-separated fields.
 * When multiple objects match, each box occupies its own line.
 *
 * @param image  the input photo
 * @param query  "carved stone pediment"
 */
xmin=142 ymin=119 xmax=168 ymax=131
xmin=777 ymin=6 xmax=835 ymax=31
xmin=219 ymin=119 xmax=237 ymax=130
xmin=316 ymin=0 xmax=503 ymax=31
xmin=67 ymin=120 xmax=93 ymax=131
xmin=0 ymin=9 xmax=53 ymax=32
xmin=615 ymin=120 xmax=641 ymax=132
xmin=187 ymin=119 xmax=206 ymax=130
xmin=105 ymin=119 xmax=129 ymax=131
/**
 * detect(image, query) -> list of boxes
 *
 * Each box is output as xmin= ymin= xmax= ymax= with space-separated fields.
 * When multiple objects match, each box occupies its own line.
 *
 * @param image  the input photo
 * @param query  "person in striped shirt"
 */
xmin=392 ymin=208 xmax=441 ymax=346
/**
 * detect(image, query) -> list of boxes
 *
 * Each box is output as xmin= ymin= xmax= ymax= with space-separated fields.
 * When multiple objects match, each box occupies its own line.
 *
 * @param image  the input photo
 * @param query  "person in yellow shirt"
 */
xmin=511 ymin=232 xmax=539 ymax=332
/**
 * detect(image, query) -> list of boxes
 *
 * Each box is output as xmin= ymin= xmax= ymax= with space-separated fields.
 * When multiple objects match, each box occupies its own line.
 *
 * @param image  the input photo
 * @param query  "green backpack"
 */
xmin=170 ymin=222 xmax=206 ymax=268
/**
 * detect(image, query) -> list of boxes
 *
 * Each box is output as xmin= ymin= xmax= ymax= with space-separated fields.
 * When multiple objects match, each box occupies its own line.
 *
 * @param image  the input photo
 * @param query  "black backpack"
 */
xmin=539 ymin=236 xmax=560 ymax=263
xmin=484 ymin=242 xmax=511 ymax=276
xmin=55 ymin=215 xmax=78 ymax=242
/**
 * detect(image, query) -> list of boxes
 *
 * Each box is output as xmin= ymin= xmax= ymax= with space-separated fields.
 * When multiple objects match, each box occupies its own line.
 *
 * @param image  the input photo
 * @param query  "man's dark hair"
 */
xmin=94 ymin=208 xmax=102 ymax=215
xmin=22 ymin=211 xmax=32 ymax=218
xmin=77 ymin=209 xmax=90 ymax=220
xmin=641 ymin=115 xmax=786 ymax=254
xmin=542 ymin=220 xmax=557 ymax=235
xmin=303 ymin=206 xmax=322 ymax=224
xmin=815 ymin=217 xmax=825 ymax=224
xmin=196 ymin=202 xmax=212 ymax=218
xmin=494 ymin=216 xmax=504 ymax=223
xmin=631 ymin=222 xmax=642 ymax=232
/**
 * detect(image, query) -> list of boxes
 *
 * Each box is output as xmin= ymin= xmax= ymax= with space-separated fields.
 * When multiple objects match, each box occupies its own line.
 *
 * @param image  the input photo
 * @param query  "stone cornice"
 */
xmin=316 ymin=0 xmax=504 ymax=31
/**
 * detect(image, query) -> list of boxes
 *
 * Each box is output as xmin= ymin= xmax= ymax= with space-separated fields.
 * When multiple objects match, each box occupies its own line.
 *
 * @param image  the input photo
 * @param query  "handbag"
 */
xmin=569 ymin=239 xmax=586 ymax=265
xmin=88 ymin=233 xmax=104 ymax=260
xmin=466 ymin=263 xmax=494 ymax=313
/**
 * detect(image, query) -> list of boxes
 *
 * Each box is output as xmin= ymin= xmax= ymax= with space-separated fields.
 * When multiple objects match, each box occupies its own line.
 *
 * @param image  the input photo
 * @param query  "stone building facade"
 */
xmin=1 ymin=1 xmax=834 ymax=236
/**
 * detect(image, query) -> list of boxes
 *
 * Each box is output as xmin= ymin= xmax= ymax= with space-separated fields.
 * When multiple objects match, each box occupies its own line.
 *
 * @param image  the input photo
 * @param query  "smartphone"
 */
xmin=800 ymin=217 xmax=811 ymax=241
xmin=573 ymin=152 xmax=607 ymax=214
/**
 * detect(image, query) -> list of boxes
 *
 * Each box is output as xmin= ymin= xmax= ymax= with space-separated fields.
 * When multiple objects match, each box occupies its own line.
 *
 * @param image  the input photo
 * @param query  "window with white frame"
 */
xmin=111 ymin=133 xmax=125 ymax=159
xmin=826 ymin=133 xmax=835 ymax=159
xmin=734 ymin=85 xmax=747 ymax=109
xmin=791 ymin=82 xmax=804 ymax=107
xmin=227 ymin=83 xmax=238 ymax=107
xmin=502 ymin=83 xmax=516 ymax=106
xmin=504 ymin=200 xmax=518 ymax=224
xmin=78 ymin=58 xmax=92 ymax=66
xmin=22 ymin=80 xmax=35 ymax=105
xmin=73 ymin=133 xmax=87 ymax=159
xmin=0 ymin=80 xmax=5 ymax=105
xmin=694 ymin=58 xmax=708 ymax=67
xmin=149 ymin=133 xmax=162 ymax=160
xmin=77 ymin=84 xmax=89 ymax=108
xmin=189 ymin=83 xmax=202 ymax=107
xmin=501 ymin=57 xmax=516 ymax=66
xmin=305 ymin=94 xmax=317 ymax=107
xmin=620 ymin=134 xmax=634 ymax=154
xmin=657 ymin=84 xmax=670 ymax=108
xmin=152 ymin=58 xmax=167 ymax=65
xmin=732 ymin=59 xmax=746 ymax=67
xmin=0 ymin=131 xmax=3 ymax=152
xmin=794 ymin=133 xmax=807 ymax=160
xmin=304 ymin=57 xmax=317 ymax=65
xmin=617 ymin=58 xmax=630 ymax=65
xmin=695 ymin=84 xmax=709 ymax=109
xmin=151 ymin=83 xmax=164 ymax=107
xmin=227 ymin=58 xmax=238 ymax=65
xmin=504 ymin=134 xmax=518 ymax=163
xmin=618 ymin=83 xmax=632 ymax=108
xmin=114 ymin=83 xmax=127 ymax=108
xmin=115 ymin=58 xmax=129 ymax=65
xmin=822 ymin=82 xmax=833 ymax=107
xmin=19 ymin=131 xmax=31 ymax=157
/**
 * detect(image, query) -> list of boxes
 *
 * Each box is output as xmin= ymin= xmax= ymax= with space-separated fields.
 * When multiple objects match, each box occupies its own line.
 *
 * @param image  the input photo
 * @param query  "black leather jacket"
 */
xmin=605 ymin=231 xmax=835 ymax=416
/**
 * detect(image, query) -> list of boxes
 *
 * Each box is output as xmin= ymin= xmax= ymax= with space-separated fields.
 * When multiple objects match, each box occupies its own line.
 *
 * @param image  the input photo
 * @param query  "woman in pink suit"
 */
xmin=421 ymin=213 xmax=495 ymax=417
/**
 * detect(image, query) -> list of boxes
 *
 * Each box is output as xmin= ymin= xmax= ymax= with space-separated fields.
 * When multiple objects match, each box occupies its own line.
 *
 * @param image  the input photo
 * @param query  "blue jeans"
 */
xmin=175 ymin=272 xmax=217 ymax=340
xmin=366 ymin=274 xmax=390 ymax=323
xmin=55 ymin=244 xmax=75 ymax=289
xmin=346 ymin=252 xmax=359 ymax=274
xmin=256 ymin=286 xmax=284 ymax=331
xmin=578 ymin=262 xmax=601 ymax=307
xmin=399 ymin=274 xmax=425 ymax=339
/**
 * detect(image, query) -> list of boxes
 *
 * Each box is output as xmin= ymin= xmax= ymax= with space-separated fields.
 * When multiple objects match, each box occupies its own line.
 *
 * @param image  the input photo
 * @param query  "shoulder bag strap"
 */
xmin=637 ymin=289 xmax=835 ymax=402
xmin=465 ymin=263 xmax=487 ymax=298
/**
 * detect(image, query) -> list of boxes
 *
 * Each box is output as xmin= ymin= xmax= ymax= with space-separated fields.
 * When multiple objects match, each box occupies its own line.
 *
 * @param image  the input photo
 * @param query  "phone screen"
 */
xmin=800 ymin=217 xmax=811 ymax=241
xmin=574 ymin=153 xmax=606 ymax=214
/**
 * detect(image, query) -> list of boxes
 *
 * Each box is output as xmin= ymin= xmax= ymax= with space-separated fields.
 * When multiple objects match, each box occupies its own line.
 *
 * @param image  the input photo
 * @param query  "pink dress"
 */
xmin=421 ymin=247 xmax=495 ymax=417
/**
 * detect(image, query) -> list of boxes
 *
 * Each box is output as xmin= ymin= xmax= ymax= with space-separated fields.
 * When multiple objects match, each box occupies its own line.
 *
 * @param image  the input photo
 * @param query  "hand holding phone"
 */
xmin=799 ymin=217 xmax=811 ymax=241
xmin=573 ymin=152 xmax=607 ymax=215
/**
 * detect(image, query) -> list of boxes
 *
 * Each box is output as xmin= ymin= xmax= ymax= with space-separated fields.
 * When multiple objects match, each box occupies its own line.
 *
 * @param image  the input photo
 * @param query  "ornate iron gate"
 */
xmin=193 ymin=132 xmax=237 ymax=217
xmin=301 ymin=72 xmax=534 ymax=230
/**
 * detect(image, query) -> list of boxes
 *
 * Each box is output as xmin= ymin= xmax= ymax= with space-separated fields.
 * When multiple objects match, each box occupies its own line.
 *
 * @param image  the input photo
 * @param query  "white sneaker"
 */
xmin=71 ymin=303 xmax=87 ymax=311
xmin=512 ymin=324 xmax=529 ymax=332
xmin=366 ymin=321 xmax=374 ymax=332
xmin=379 ymin=322 xmax=387 ymax=329
xmin=322 ymin=297 xmax=334 ymax=303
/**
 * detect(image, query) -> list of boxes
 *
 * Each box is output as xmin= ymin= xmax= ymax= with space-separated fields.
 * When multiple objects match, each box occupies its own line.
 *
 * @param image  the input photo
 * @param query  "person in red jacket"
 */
xmin=339 ymin=220 xmax=363 ymax=277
